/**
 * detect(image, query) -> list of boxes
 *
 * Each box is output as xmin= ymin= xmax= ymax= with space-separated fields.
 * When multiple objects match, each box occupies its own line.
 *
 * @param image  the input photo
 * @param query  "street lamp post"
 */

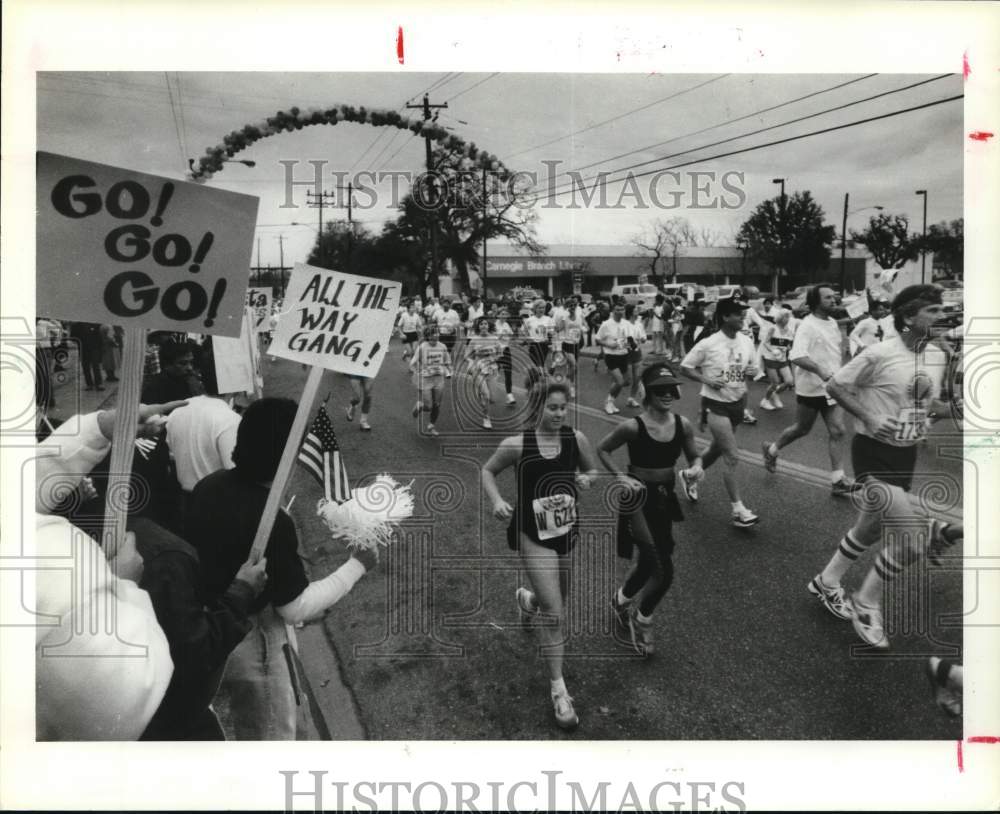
xmin=915 ymin=189 xmax=928 ymax=283
xmin=840 ymin=198 xmax=883 ymax=293
xmin=772 ymin=178 xmax=785 ymax=295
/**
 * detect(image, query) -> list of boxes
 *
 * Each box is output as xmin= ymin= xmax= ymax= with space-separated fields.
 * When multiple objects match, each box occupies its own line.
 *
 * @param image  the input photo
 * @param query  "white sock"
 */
xmin=360 ymin=413 xmax=369 ymax=423
xmin=635 ymin=609 xmax=653 ymax=624
xmin=550 ymin=677 xmax=567 ymax=697
xmin=830 ymin=469 xmax=845 ymax=483
xmin=616 ymin=588 xmax=632 ymax=606
xmin=731 ymin=501 xmax=745 ymax=513
xmin=767 ymin=443 xmax=779 ymax=457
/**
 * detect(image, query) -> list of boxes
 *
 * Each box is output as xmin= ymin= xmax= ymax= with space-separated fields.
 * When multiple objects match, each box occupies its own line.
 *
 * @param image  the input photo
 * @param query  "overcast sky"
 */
xmin=37 ymin=71 xmax=963 ymax=267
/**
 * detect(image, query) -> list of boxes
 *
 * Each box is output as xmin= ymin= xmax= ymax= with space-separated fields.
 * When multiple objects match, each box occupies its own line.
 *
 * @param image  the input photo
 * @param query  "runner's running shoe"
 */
xmin=807 ymin=575 xmax=854 ymax=620
xmin=360 ymin=419 xmax=372 ymax=432
xmin=506 ymin=393 xmax=516 ymax=405
xmin=731 ymin=506 xmax=760 ymax=528
xmin=626 ymin=397 xmax=641 ymax=408
xmin=611 ymin=593 xmax=631 ymax=634
xmin=680 ymin=469 xmax=700 ymax=502
xmin=427 ymin=424 xmax=439 ymax=437
xmin=759 ymin=397 xmax=776 ymax=411
xmin=925 ymin=657 xmax=962 ymax=718
xmin=770 ymin=393 xmax=784 ymax=409
xmin=605 ymin=397 xmax=619 ymax=415
xmin=927 ymin=518 xmax=960 ymax=566
xmin=552 ymin=690 xmax=579 ymax=730
xmin=851 ymin=599 xmax=889 ymax=648
xmin=482 ymin=417 xmax=492 ymax=429
xmin=742 ymin=409 xmax=757 ymax=425
xmin=762 ymin=442 xmax=778 ymax=474
xmin=628 ymin=609 xmax=654 ymax=656
xmin=831 ymin=477 xmax=862 ymax=497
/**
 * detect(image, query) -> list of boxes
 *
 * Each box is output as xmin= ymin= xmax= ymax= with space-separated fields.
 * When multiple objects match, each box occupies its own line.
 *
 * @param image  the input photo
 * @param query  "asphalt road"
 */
xmin=259 ymin=337 xmax=964 ymax=741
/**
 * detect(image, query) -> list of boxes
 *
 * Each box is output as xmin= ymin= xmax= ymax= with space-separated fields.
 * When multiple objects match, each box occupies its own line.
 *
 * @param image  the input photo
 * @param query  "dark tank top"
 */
xmin=627 ymin=414 xmax=684 ymax=469
xmin=513 ymin=426 xmax=580 ymax=540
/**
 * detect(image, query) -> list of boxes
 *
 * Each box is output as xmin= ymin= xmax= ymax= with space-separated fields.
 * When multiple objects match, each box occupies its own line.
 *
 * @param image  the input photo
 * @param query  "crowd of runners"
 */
xmin=379 ymin=283 xmax=964 ymax=730
xmin=33 ymin=279 xmax=964 ymax=738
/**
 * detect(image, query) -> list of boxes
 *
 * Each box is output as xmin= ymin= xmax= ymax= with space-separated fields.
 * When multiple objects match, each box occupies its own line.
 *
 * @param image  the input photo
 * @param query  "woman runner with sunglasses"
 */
xmin=596 ymin=365 xmax=702 ymax=655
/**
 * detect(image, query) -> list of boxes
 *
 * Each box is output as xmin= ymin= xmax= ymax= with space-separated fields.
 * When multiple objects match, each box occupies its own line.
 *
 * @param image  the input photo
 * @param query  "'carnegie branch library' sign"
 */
xmin=485 ymin=258 xmax=584 ymax=274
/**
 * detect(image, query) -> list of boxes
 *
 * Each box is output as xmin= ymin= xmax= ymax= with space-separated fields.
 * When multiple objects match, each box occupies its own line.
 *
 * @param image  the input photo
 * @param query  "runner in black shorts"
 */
xmin=482 ymin=375 xmax=600 ymax=730
xmin=597 ymin=365 xmax=702 ymax=656
xmin=808 ymin=285 xmax=962 ymax=648
xmin=679 ymin=297 xmax=761 ymax=528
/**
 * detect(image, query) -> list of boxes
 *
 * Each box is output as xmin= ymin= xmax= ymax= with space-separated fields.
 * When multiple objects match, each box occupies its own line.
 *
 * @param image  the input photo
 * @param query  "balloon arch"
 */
xmin=187 ymin=104 xmax=510 ymax=183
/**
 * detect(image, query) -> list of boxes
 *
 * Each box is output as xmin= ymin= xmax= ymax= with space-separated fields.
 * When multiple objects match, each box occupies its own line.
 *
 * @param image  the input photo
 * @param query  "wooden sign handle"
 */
xmin=248 ymin=364 xmax=325 ymax=563
xmin=102 ymin=326 xmax=146 ymax=565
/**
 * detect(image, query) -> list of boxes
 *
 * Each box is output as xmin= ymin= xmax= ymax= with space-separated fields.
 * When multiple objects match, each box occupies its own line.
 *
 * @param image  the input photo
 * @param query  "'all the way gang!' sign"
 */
xmin=37 ymin=152 xmax=258 ymax=337
xmin=269 ymin=263 xmax=401 ymax=377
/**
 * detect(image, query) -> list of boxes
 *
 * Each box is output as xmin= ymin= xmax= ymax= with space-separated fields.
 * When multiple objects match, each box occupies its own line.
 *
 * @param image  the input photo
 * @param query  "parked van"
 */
xmin=610 ymin=283 xmax=660 ymax=309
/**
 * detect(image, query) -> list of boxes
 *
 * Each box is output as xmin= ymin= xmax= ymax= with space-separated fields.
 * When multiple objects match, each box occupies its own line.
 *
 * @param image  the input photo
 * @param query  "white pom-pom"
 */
xmin=316 ymin=474 xmax=414 ymax=552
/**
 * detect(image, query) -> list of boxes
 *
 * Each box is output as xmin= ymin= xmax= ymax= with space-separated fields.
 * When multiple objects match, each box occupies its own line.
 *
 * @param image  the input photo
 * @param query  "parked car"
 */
xmin=611 ymin=283 xmax=660 ymax=310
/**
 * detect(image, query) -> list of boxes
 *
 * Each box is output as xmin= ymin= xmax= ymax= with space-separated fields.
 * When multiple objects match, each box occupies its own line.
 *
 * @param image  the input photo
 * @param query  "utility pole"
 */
xmin=332 ymin=182 xmax=354 ymax=269
xmin=772 ymin=178 xmax=785 ymax=295
xmin=306 ymin=190 xmax=338 ymax=268
xmin=255 ymin=236 xmax=262 ymax=284
xmin=481 ymin=167 xmax=489 ymax=297
xmin=278 ymin=234 xmax=285 ymax=298
xmin=915 ymin=189 xmax=928 ymax=283
xmin=840 ymin=192 xmax=849 ymax=294
xmin=406 ymin=94 xmax=448 ymax=298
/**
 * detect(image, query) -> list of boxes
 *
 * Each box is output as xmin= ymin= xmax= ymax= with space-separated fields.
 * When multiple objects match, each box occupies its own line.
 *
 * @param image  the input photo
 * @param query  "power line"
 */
xmin=502 ymin=74 xmax=730 ymax=162
xmin=537 ymin=93 xmax=963 ymax=205
xmin=567 ymin=74 xmax=879 ymax=176
xmin=444 ymin=72 xmax=500 ymax=104
xmin=544 ymin=74 xmax=954 ymax=198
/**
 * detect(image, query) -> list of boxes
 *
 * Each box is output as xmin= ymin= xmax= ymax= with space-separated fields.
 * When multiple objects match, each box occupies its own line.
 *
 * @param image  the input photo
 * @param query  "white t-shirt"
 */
xmin=436 ymin=308 xmax=462 ymax=336
xmin=494 ymin=321 xmax=514 ymax=349
xmin=831 ymin=337 xmax=947 ymax=447
xmin=523 ymin=314 xmax=555 ymax=343
xmin=627 ymin=319 xmax=647 ymax=345
xmin=166 ymin=395 xmax=241 ymax=491
xmin=560 ymin=311 xmax=586 ymax=345
xmin=789 ymin=313 xmax=845 ymax=397
xmin=399 ymin=312 xmax=423 ymax=334
xmin=759 ymin=320 xmax=797 ymax=362
xmin=596 ymin=317 xmax=630 ymax=356
xmin=682 ymin=330 xmax=757 ymax=402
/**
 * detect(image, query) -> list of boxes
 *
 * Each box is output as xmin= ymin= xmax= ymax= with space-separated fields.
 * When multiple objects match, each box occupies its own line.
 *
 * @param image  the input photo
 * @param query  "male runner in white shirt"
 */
xmin=807 ymin=285 xmax=960 ymax=648
xmin=761 ymin=283 xmax=860 ymax=497
xmin=679 ymin=297 xmax=760 ymax=528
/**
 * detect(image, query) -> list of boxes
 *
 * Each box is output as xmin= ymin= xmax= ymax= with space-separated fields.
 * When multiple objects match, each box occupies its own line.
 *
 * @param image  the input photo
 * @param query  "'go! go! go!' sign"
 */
xmin=268 ymin=263 xmax=400 ymax=377
xmin=37 ymin=152 xmax=259 ymax=338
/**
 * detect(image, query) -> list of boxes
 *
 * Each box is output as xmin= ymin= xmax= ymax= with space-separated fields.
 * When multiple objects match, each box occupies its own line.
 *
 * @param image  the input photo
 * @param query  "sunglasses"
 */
xmin=647 ymin=385 xmax=680 ymax=398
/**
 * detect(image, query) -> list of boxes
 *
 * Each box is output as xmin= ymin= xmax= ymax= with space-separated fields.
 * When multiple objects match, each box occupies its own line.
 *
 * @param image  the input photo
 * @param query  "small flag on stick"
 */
xmin=298 ymin=405 xmax=352 ymax=504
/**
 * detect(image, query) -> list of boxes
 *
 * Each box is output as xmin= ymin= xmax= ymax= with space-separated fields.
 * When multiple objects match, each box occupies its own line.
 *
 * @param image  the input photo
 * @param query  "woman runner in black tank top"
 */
xmin=482 ymin=376 xmax=600 ymax=730
xmin=597 ymin=364 xmax=703 ymax=656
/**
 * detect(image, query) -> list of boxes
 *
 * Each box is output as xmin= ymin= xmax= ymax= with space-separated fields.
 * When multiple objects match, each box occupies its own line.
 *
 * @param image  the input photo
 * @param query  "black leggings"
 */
xmin=618 ymin=484 xmax=681 ymax=616
xmin=498 ymin=347 xmax=513 ymax=393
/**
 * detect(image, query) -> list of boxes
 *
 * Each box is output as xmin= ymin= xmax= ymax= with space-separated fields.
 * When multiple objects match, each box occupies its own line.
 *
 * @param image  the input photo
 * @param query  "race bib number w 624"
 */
xmin=532 ymin=494 xmax=577 ymax=540
xmin=894 ymin=407 xmax=927 ymax=442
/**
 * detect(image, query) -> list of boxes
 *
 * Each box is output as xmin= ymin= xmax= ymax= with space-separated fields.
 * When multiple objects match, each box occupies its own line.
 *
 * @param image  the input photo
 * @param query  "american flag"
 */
xmin=298 ymin=405 xmax=352 ymax=504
